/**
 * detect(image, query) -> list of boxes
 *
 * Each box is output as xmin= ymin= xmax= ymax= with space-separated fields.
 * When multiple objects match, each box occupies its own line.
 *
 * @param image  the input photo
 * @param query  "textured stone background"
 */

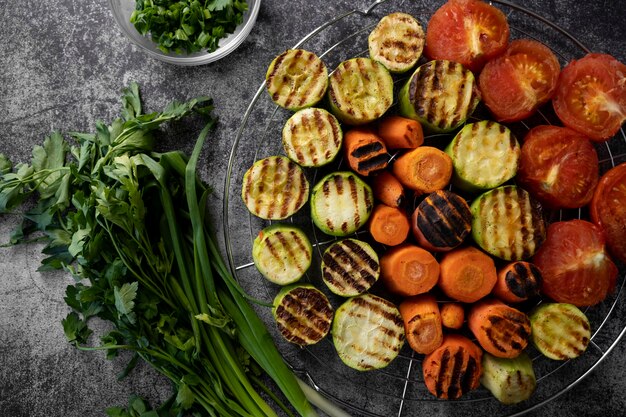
xmin=1 ymin=1 xmax=625 ymax=416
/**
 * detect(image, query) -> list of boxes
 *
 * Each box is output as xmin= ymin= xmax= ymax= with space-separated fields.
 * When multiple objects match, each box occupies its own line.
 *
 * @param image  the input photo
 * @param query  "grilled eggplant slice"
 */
xmin=310 ymin=171 xmax=374 ymax=236
xmin=399 ymin=60 xmax=481 ymax=133
xmin=266 ymin=49 xmax=329 ymax=111
xmin=321 ymin=238 xmax=380 ymax=297
xmin=411 ymin=190 xmax=472 ymax=252
xmin=282 ymin=107 xmax=343 ymax=167
xmin=273 ymin=284 xmax=334 ymax=346
xmin=252 ymin=224 xmax=312 ymax=285
xmin=327 ymin=57 xmax=394 ymax=125
xmin=481 ymin=352 xmax=536 ymax=405
xmin=529 ymin=303 xmax=591 ymax=360
xmin=471 ymin=185 xmax=546 ymax=260
xmin=445 ymin=121 xmax=521 ymax=193
xmin=332 ymin=293 xmax=405 ymax=370
xmin=368 ymin=12 xmax=425 ymax=74
xmin=241 ymin=156 xmax=309 ymax=220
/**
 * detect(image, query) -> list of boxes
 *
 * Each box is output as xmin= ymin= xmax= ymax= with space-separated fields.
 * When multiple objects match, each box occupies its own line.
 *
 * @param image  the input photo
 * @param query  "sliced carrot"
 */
xmin=422 ymin=333 xmax=483 ymax=399
xmin=380 ymin=244 xmax=440 ymax=296
xmin=438 ymin=246 xmax=497 ymax=303
xmin=493 ymin=261 xmax=543 ymax=303
xmin=343 ymin=127 xmax=389 ymax=176
xmin=392 ymin=146 xmax=452 ymax=194
xmin=372 ymin=170 xmax=405 ymax=208
xmin=368 ymin=204 xmax=410 ymax=246
xmin=399 ymin=294 xmax=443 ymax=354
xmin=468 ymin=298 xmax=531 ymax=358
xmin=378 ymin=115 xmax=424 ymax=149
xmin=440 ymin=302 xmax=465 ymax=330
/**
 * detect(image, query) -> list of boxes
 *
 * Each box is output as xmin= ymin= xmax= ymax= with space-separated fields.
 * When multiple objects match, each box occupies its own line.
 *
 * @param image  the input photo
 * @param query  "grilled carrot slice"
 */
xmin=368 ymin=204 xmax=410 ymax=246
xmin=468 ymin=298 xmax=531 ymax=359
xmin=392 ymin=146 xmax=452 ymax=194
xmin=377 ymin=115 xmax=424 ymax=149
xmin=399 ymin=294 xmax=443 ymax=354
xmin=344 ymin=127 xmax=389 ymax=176
xmin=372 ymin=170 xmax=406 ymax=208
xmin=422 ymin=333 xmax=483 ymax=399
xmin=380 ymin=244 xmax=440 ymax=296
xmin=493 ymin=261 xmax=543 ymax=303
xmin=438 ymin=246 xmax=497 ymax=303
xmin=440 ymin=302 xmax=465 ymax=330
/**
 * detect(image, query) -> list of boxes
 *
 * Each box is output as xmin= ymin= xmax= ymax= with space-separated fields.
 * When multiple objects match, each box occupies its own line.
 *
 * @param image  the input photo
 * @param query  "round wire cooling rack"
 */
xmin=223 ymin=0 xmax=626 ymax=416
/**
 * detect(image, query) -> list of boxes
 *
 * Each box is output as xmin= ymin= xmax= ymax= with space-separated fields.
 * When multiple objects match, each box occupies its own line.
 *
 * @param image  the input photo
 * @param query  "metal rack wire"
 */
xmin=223 ymin=1 xmax=626 ymax=416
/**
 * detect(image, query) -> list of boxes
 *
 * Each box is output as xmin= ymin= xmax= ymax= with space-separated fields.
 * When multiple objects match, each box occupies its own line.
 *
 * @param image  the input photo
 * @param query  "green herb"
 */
xmin=0 ymin=83 xmax=317 ymax=417
xmin=130 ymin=0 xmax=249 ymax=54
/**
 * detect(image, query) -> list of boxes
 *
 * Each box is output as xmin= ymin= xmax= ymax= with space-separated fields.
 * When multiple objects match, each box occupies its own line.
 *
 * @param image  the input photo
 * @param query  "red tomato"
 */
xmin=479 ymin=39 xmax=560 ymax=122
xmin=553 ymin=53 xmax=626 ymax=141
xmin=533 ymin=220 xmax=617 ymax=307
xmin=424 ymin=0 xmax=510 ymax=72
xmin=516 ymin=125 xmax=599 ymax=209
xmin=590 ymin=162 xmax=626 ymax=263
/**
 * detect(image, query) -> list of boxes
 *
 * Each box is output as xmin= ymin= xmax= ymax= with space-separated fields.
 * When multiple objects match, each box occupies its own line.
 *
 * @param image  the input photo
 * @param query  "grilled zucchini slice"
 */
xmin=471 ymin=185 xmax=546 ymax=260
xmin=445 ymin=121 xmax=521 ymax=193
xmin=481 ymin=352 xmax=536 ymax=404
xmin=529 ymin=303 xmax=591 ymax=360
xmin=327 ymin=57 xmax=394 ymax=125
xmin=266 ymin=49 xmax=329 ymax=111
xmin=321 ymin=238 xmax=380 ymax=297
xmin=310 ymin=171 xmax=374 ymax=236
xmin=241 ymin=156 xmax=309 ymax=220
xmin=282 ymin=107 xmax=343 ymax=167
xmin=252 ymin=224 xmax=312 ymax=285
xmin=399 ymin=60 xmax=481 ymax=132
xmin=332 ymin=293 xmax=405 ymax=370
xmin=368 ymin=12 xmax=425 ymax=74
xmin=273 ymin=284 xmax=334 ymax=346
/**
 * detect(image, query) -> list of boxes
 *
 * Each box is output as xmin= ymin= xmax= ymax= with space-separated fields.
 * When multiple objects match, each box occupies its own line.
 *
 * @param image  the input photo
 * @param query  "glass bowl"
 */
xmin=109 ymin=0 xmax=261 ymax=66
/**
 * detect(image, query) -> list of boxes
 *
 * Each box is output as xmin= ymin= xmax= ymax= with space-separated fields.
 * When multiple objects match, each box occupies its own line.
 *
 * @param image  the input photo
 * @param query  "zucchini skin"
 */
xmin=321 ymin=238 xmax=380 ymax=297
xmin=529 ymin=303 xmax=591 ymax=360
xmin=368 ymin=12 xmax=425 ymax=74
xmin=481 ymin=352 xmax=536 ymax=404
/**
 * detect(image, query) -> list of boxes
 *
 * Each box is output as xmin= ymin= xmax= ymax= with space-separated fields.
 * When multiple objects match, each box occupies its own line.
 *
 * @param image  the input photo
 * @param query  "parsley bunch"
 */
xmin=130 ymin=0 xmax=248 ymax=54
xmin=0 ymin=83 xmax=317 ymax=417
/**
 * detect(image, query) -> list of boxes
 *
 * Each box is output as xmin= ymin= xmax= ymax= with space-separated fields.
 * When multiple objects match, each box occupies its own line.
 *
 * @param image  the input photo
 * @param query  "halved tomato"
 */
xmin=424 ymin=0 xmax=510 ymax=72
xmin=517 ymin=125 xmax=599 ymax=209
xmin=533 ymin=219 xmax=618 ymax=307
xmin=553 ymin=53 xmax=626 ymax=141
xmin=590 ymin=162 xmax=626 ymax=263
xmin=479 ymin=39 xmax=560 ymax=122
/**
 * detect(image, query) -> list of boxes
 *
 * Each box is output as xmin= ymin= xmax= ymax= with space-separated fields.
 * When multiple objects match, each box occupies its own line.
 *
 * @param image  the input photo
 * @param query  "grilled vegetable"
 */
xmin=529 ymin=303 xmax=591 ymax=360
xmin=321 ymin=238 xmax=380 ymax=297
xmin=411 ymin=190 xmax=472 ymax=252
xmin=310 ymin=171 xmax=374 ymax=236
xmin=392 ymin=146 xmax=453 ymax=193
xmin=327 ymin=57 xmax=394 ymax=125
xmin=440 ymin=303 xmax=465 ymax=330
xmin=445 ymin=121 xmax=520 ymax=193
xmin=252 ymin=224 xmax=312 ymax=285
xmin=332 ymin=293 xmax=405 ymax=371
xmin=343 ymin=127 xmax=389 ymax=176
xmin=377 ymin=115 xmax=424 ymax=149
xmin=368 ymin=204 xmax=410 ymax=246
xmin=241 ymin=155 xmax=309 ymax=220
xmin=481 ymin=352 xmax=536 ymax=404
xmin=438 ymin=246 xmax=497 ymax=303
xmin=266 ymin=49 xmax=329 ymax=111
xmin=493 ymin=261 xmax=543 ymax=304
xmin=422 ymin=334 xmax=483 ymax=399
xmin=471 ymin=185 xmax=546 ymax=260
xmin=380 ymin=244 xmax=440 ymax=296
xmin=282 ymin=107 xmax=343 ymax=167
xmin=368 ymin=12 xmax=425 ymax=73
xmin=468 ymin=299 xmax=531 ymax=359
xmin=399 ymin=60 xmax=481 ymax=132
xmin=273 ymin=284 xmax=334 ymax=346
xmin=372 ymin=170 xmax=406 ymax=208
xmin=399 ymin=294 xmax=443 ymax=354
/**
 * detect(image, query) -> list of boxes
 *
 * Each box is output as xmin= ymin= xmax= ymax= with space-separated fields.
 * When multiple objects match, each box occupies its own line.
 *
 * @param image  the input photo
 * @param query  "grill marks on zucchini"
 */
xmin=242 ymin=156 xmax=309 ymax=220
xmin=414 ymin=190 xmax=472 ymax=250
xmin=332 ymin=293 xmax=405 ymax=370
xmin=252 ymin=225 xmax=312 ymax=285
xmin=368 ymin=12 xmax=425 ymax=73
xmin=266 ymin=49 xmax=329 ymax=110
xmin=322 ymin=239 xmax=380 ymax=296
xmin=400 ymin=60 xmax=480 ymax=132
xmin=273 ymin=285 xmax=334 ymax=346
xmin=530 ymin=303 xmax=591 ymax=360
xmin=282 ymin=108 xmax=343 ymax=167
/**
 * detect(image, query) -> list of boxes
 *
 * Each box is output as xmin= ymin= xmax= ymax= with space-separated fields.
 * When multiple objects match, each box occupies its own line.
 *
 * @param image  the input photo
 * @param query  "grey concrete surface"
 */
xmin=1 ymin=1 xmax=625 ymax=416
